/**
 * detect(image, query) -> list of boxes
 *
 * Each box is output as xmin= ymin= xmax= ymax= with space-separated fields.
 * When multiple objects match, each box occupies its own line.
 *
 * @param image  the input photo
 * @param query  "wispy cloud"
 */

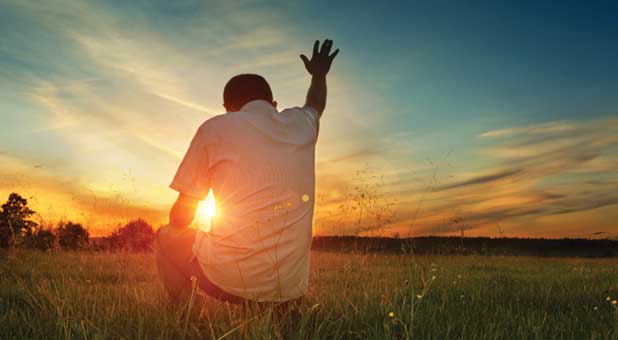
xmin=314 ymin=117 xmax=618 ymax=237
xmin=411 ymin=117 xmax=618 ymax=236
xmin=434 ymin=168 xmax=523 ymax=191
xmin=479 ymin=121 xmax=576 ymax=138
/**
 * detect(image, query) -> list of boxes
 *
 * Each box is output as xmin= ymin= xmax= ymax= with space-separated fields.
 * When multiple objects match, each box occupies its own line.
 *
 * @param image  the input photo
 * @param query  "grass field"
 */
xmin=1 ymin=250 xmax=618 ymax=340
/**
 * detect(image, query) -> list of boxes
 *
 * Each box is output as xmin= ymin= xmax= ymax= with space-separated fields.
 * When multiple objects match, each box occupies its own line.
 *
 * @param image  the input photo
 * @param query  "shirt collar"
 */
xmin=239 ymin=100 xmax=278 ymax=114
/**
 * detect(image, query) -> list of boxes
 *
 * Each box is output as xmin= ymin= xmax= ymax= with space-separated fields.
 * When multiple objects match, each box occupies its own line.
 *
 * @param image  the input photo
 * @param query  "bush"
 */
xmin=109 ymin=219 xmax=155 ymax=252
xmin=24 ymin=228 xmax=56 ymax=251
xmin=57 ymin=222 xmax=89 ymax=250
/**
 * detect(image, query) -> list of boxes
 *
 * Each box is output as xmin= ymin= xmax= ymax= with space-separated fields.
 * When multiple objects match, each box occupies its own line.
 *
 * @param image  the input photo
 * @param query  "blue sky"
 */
xmin=1 ymin=0 xmax=617 ymax=237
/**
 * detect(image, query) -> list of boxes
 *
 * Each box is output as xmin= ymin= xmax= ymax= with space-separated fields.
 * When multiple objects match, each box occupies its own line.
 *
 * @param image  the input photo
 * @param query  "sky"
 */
xmin=1 ymin=0 xmax=617 ymax=238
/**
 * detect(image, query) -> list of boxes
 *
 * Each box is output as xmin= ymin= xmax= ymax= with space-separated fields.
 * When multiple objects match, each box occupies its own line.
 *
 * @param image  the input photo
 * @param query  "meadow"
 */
xmin=1 ymin=250 xmax=618 ymax=340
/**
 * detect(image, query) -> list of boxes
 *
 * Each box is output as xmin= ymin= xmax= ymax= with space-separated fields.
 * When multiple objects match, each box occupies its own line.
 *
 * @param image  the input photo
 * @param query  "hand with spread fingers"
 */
xmin=300 ymin=39 xmax=339 ymax=77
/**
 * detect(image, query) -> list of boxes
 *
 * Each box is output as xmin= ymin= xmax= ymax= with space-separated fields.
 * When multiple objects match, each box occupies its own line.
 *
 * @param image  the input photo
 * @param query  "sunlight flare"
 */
xmin=195 ymin=189 xmax=216 ymax=232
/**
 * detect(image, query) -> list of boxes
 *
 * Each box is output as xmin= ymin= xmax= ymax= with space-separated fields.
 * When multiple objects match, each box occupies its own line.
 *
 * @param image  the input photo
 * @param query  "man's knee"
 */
xmin=155 ymin=226 xmax=196 ymax=300
xmin=156 ymin=245 xmax=186 ymax=299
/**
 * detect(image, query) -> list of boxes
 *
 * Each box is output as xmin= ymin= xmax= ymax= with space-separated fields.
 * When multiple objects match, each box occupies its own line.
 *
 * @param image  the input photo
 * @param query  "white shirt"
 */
xmin=170 ymin=100 xmax=319 ymax=301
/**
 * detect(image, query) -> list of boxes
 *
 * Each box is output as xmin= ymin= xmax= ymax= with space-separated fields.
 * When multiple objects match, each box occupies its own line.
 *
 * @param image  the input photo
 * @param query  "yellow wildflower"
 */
xmin=388 ymin=311 xmax=395 ymax=318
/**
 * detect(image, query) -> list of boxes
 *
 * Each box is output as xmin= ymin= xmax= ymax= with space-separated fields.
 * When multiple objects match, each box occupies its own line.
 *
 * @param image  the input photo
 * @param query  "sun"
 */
xmin=198 ymin=192 xmax=216 ymax=218
xmin=195 ymin=189 xmax=216 ymax=231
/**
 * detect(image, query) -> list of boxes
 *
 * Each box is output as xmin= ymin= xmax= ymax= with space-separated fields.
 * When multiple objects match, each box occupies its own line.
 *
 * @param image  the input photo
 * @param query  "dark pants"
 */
xmin=155 ymin=226 xmax=303 ymax=311
xmin=155 ymin=226 xmax=245 ymax=304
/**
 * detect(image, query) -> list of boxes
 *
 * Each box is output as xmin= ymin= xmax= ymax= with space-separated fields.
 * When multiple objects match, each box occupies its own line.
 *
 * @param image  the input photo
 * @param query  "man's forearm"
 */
xmin=305 ymin=74 xmax=327 ymax=117
xmin=168 ymin=194 xmax=198 ymax=229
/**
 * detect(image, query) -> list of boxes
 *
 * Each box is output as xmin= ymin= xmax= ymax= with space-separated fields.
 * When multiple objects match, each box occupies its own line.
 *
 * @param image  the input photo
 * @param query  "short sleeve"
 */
xmin=296 ymin=106 xmax=320 ymax=141
xmin=169 ymin=126 xmax=211 ymax=199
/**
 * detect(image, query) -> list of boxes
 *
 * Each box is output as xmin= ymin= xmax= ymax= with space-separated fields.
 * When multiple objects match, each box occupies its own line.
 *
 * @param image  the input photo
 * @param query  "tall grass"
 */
xmin=1 ymin=249 xmax=618 ymax=339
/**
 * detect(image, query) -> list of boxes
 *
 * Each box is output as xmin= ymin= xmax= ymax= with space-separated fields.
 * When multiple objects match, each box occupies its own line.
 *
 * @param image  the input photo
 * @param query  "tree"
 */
xmin=0 ymin=193 xmax=38 ymax=247
xmin=110 ymin=219 xmax=156 ymax=252
xmin=57 ymin=222 xmax=89 ymax=250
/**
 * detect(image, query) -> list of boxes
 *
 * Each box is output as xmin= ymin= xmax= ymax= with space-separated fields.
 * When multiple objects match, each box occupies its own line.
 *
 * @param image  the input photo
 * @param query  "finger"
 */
xmin=300 ymin=54 xmax=310 ymax=68
xmin=329 ymin=48 xmax=339 ymax=61
xmin=312 ymin=40 xmax=319 ymax=58
xmin=320 ymin=39 xmax=332 ymax=55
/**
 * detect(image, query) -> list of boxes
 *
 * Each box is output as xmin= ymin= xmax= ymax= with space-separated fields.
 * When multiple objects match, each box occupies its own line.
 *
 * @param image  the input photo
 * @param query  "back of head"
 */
xmin=223 ymin=74 xmax=273 ymax=112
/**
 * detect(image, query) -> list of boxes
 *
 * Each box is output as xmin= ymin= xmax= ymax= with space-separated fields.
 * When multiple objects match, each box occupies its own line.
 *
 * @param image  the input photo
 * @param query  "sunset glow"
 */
xmin=1 ymin=0 xmax=617 ymax=238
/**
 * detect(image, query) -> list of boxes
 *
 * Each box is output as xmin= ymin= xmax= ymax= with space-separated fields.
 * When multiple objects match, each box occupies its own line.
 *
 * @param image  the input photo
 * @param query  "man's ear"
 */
xmin=272 ymin=101 xmax=278 ymax=109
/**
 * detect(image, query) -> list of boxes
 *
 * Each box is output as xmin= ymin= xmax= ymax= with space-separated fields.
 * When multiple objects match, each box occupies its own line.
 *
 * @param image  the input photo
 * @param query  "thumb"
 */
xmin=300 ymin=54 xmax=310 ymax=68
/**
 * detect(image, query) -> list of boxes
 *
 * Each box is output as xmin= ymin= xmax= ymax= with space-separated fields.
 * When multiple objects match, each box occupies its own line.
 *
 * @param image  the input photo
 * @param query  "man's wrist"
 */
xmin=168 ymin=221 xmax=190 ymax=230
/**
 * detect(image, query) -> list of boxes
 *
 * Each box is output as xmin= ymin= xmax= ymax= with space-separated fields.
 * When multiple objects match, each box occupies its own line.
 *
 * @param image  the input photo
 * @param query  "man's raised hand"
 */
xmin=300 ymin=39 xmax=339 ymax=77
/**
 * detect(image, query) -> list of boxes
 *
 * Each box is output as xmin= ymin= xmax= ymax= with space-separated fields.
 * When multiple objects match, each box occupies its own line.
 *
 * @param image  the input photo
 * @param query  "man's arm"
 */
xmin=300 ymin=39 xmax=339 ymax=117
xmin=168 ymin=193 xmax=200 ymax=230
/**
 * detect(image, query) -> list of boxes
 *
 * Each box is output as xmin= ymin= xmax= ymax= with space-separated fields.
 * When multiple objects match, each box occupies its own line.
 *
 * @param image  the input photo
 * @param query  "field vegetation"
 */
xmin=2 ymin=250 xmax=618 ymax=339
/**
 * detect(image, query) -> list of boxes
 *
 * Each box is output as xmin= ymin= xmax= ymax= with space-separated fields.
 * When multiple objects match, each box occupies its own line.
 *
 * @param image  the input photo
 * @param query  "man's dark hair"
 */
xmin=223 ymin=74 xmax=273 ymax=111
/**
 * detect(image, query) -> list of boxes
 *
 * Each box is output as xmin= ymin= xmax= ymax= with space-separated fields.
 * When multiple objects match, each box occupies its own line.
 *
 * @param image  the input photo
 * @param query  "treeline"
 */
xmin=0 ymin=193 xmax=155 ymax=252
xmin=3 ymin=192 xmax=617 ymax=257
xmin=312 ymin=236 xmax=618 ymax=258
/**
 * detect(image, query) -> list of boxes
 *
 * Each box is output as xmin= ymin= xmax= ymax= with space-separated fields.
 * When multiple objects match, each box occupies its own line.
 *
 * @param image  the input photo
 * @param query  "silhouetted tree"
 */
xmin=57 ymin=222 xmax=89 ymax=250
xmin=0 ymin=193 xmax=38 ymax=247
xmin=110 ymin=219 xmax=156 ymax=252
xmin=24 ymin=227 xmax=56 ymax=251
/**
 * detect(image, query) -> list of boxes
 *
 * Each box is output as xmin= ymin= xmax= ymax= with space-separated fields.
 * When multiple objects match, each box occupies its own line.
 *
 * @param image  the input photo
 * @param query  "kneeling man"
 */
xmin=156 ymin=40 xmax=339 ymax=304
